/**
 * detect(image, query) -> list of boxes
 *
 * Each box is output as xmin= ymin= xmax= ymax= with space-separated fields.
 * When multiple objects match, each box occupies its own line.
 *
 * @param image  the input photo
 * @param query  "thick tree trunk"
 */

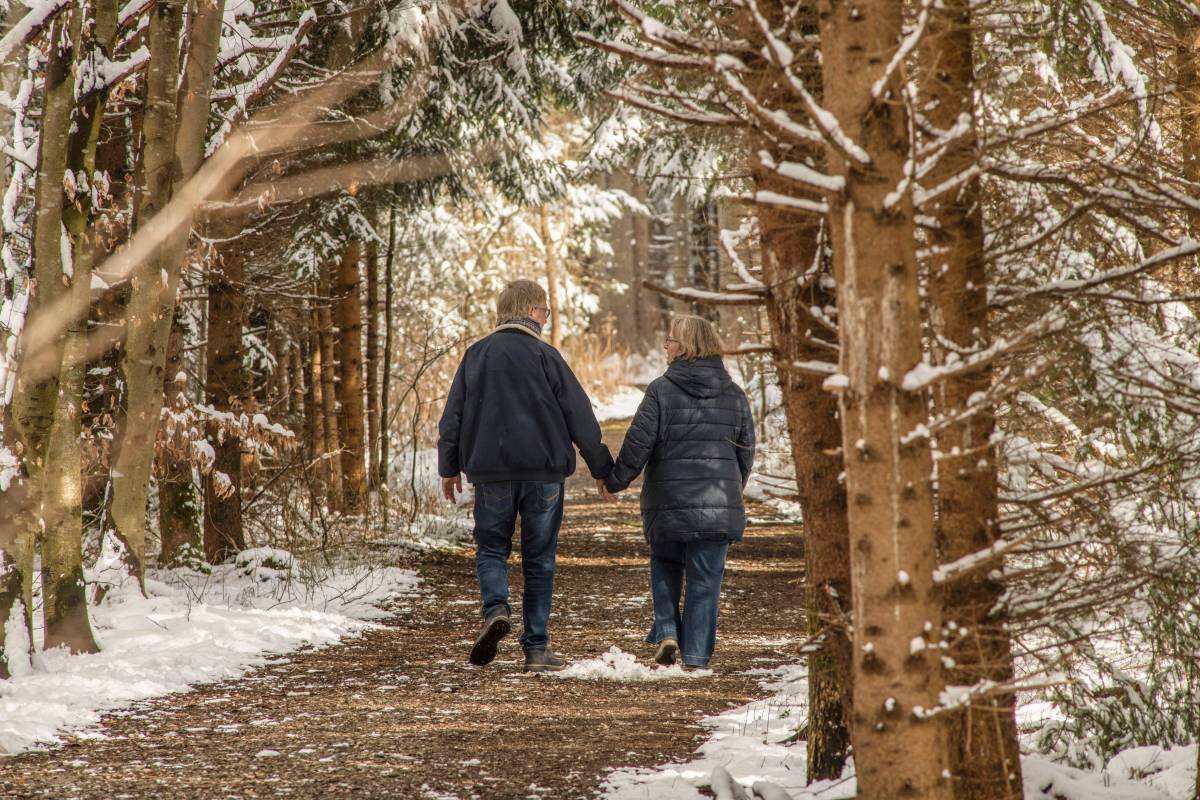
xmin=818 ymin=0 xmax=952 ymax=796
xmin=108 ymin=0 xmax=186 ymax=586
xmin=159 ymin=314 xmax=202 ymax=566
xmin=742 ymin=1 xmax=853 ymax=780
xmin=366 ymin=241 xmax=380 ymax=490
xmin=0 ymin=7 xmax=83 ymax=674
xmin=318 ymin=268 xmax=343 ymax=510
xmin=335 ymin=241 xmax=366 ymax=513
xmin=539 ymin=205 xmax=563 ymax=348
xmin=203 ymin=247 xmax=246 ymax=563
xmin=41 ymin=0 xmax=120 ymax=653
xmin=920 ymin=4 xmax=1023 ymax=797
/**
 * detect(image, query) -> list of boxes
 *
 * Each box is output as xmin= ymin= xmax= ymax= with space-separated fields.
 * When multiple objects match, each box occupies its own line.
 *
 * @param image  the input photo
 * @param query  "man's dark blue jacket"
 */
xmin=437 ymin=327 xmax=614 ymax=484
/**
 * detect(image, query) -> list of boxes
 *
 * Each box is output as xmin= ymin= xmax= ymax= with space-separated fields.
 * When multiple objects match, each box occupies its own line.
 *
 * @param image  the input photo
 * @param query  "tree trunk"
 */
xmin=307 ymin=308 xmax=327 ymax=495
xmin=632 ymin=187 xmax=652 ymax=345
xmin=380 ymin=206 xmax=395 ymax=490
xmin=1180 ymin=21 xmax=1200 ymax=241
xmin=335 ymin=241 xmax=366 ymax=513
xmin=539 ymin=205 xmax=563 ymax=348
xmin=366 ymin=240 xmax=380 ymax=491
xmin=203 ymin=246 xmax=246 ymax=563
xmin=920 ymin=4 xmax=1023 ymax=797
xmin=290 ymin=340 xmax=306 ymax=420
xmin=818 ymin=0 xmax=953 ymax=795
xmin=689 ymin=201 xmax=720 ymax=322
xmin=41 ymin=0 xmax=120 ymax=652
xmin=108 ymin=0 xmax=186 ymax=586
xmin=319 ymin=267 xmax=343 ymax=510
xmin=159 ymin=313 xmax=202 ymax=566
xmin=0 ymin=6 xmax=83 ymax=674
xmin=742 ymin=0 xmax=853 ymax=780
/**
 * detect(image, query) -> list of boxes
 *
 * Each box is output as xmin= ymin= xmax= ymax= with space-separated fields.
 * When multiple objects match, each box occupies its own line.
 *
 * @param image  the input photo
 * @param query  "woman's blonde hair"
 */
xmin=496 ymin=279 xmax=547 ymax=322
xmin=669 ymin=315 xmax=724 ymax=361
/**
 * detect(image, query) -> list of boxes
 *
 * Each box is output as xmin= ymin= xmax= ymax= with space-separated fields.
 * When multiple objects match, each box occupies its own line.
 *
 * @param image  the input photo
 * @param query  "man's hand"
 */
xmin=596 ymin=478 xmax=619 ymax=503
xmin=442 ymin=475 xmax=462 ymax=502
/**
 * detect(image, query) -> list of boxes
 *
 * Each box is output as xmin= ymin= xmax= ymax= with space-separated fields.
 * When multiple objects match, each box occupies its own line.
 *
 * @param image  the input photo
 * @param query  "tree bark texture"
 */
xmin=203 ymin=247 xmax=246 ymax=563
xmin=818 ymin=0 xmax=953 ymax=795
xmin=0 ymin=7 xmax=83 ymax=674
xmin=365 ymin=241 xmax=380 ymax=490
xmin=108 ymin=0 xmax=185 ymax=586
xmin=920 ymin=4 xmax=1023 ymax=797
xmin=689 ymin=201 xmax=720 ymax=323
xmin=335 ymin=241 xmax=366 ymax=513
xmin=741 ymin=0 xmax=853 ymax=780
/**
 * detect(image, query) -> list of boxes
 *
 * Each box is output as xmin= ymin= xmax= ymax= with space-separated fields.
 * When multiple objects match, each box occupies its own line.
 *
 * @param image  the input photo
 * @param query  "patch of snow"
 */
xmin=553 ymin=647 xmax=709 ymax=682
xmin=593 ymin=386 xmax=644 ymax=422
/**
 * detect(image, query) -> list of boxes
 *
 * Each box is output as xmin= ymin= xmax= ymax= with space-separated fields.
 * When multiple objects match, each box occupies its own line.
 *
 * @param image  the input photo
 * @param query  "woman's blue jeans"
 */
xmin=473 ymin=481 xmax=564 ymax=650
xmin=646 ymin=539 xmax=729 ymax=667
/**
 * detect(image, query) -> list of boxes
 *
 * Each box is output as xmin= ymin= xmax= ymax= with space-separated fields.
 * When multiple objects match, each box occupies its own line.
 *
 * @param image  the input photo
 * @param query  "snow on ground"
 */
xmin=597 ymin=659 xmax=1196 ymax=800
xmin=0 ymin=555 xmax=419 ymax=756
xmin=552 ymin=646 xmax=711 ymax=682
xmin=593 ymin=385 xmax=646 ymax=422
xmin=600 ymin=662 xmax=847 ymax=800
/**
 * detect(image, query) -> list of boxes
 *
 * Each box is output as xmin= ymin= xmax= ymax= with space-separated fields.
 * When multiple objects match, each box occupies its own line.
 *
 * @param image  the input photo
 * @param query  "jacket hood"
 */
xmin=664 ymin=356 xmax=732 ymax=398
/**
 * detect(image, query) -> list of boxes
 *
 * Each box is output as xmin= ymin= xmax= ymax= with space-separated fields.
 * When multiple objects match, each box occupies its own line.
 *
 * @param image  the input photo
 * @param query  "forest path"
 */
xmin=3 ymin=420 xmax=806 ymax=799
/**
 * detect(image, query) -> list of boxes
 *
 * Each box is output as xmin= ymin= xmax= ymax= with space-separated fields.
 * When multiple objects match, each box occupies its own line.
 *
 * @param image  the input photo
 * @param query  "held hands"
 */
xmin=596 ymin=478 xmax=619 ymax=503
xmin=442 ymin=475 xmax=462 ymax=502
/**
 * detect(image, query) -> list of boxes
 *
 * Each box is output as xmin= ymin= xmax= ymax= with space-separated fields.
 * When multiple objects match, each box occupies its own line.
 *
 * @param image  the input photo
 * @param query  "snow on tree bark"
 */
xmin=0 ymin=6 xmax=83 ymax=670
xmin=817 ymin=0 xmax=953 ymax=795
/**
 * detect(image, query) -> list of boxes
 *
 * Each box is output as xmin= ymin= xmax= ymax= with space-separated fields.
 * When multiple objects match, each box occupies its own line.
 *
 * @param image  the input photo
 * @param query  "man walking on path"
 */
xmin=438 ymin=280 xmax=616 ymax=672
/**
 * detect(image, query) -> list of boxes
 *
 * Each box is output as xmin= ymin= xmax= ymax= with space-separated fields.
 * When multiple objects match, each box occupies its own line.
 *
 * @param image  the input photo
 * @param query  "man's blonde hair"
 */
xmin=496 ymin=279 xmax=547 ymax=322
xmin=670 ymin=315 xmax=724 ymax=361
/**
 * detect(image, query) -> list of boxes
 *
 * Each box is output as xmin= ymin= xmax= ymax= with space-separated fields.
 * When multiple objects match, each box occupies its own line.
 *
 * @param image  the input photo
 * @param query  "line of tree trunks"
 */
xmin=818 ymin=0 xmax=953 ymax=795
xmin=203 ymin=242 xmax=246 ymax=563
xmin=0 ymin=6 xmax=84 ymax=674
xmin=920 ymin=3 xmax=1023 ymax=797
xmin=741 ymin=1 xmax=853 ymax=780
xmin=336 ymin=240 xmax=367 ymax=513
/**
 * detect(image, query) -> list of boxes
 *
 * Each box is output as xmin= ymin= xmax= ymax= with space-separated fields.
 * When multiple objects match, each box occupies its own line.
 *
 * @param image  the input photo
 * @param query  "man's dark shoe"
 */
xmin=523 ymin=647 xmax=567 ymax=673
xmin=468 ymin=610 xmax=511 ymax=666
xmin=653 ymin=638 xmax=679 ymax=666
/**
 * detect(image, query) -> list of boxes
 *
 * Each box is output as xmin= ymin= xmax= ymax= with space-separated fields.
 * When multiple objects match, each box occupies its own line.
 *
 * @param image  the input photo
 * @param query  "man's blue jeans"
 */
xmin=473 ymin=481 xmax=565 ymax=650
xmin=645 ymin=539 xmax=729 ymax=667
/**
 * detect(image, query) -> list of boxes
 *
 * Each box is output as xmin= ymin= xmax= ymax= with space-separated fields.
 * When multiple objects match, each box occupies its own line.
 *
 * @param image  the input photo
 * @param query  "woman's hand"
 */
xmin=596 ymin=479 xmax=619 ymax=503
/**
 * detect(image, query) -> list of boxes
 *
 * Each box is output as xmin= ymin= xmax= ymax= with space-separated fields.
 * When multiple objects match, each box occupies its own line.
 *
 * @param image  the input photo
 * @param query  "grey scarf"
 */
xmin=495 ymin=317 xmax=543 ymax=338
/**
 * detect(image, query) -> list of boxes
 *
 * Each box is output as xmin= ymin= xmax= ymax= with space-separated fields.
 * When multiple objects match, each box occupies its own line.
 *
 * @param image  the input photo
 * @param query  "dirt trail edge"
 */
xmin=4 ymin=423 xmax=806 ymax=799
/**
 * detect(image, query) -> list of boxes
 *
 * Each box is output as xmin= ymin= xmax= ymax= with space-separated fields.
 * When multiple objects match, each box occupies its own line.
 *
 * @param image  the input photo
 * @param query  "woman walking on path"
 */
xmin=605 ymin=315 xmax=755 ymax=669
